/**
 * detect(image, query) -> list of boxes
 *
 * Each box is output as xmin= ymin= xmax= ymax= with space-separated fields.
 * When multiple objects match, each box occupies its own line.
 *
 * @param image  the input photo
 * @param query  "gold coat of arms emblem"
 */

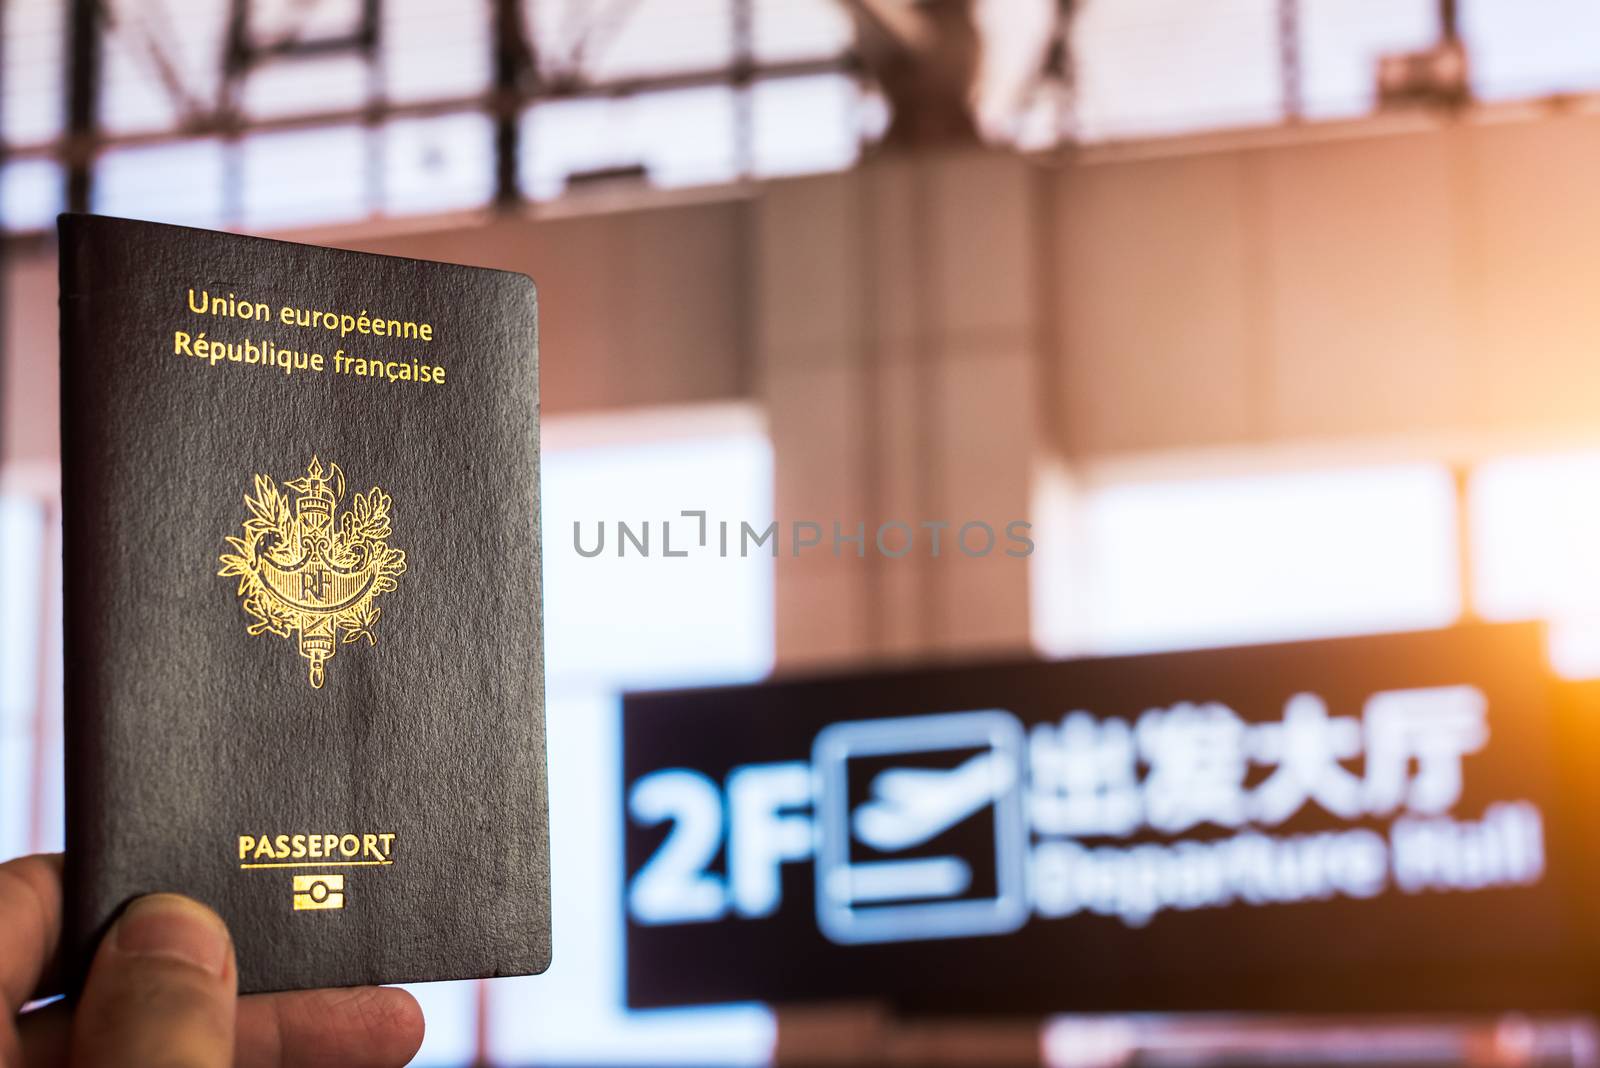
xmin=218 ymin=456 xmax=407 ymax=688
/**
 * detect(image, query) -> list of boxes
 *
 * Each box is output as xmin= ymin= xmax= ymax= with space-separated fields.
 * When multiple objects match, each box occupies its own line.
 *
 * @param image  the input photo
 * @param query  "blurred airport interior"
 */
xmin=12 ymin=0 xmax=1600 ymax=1065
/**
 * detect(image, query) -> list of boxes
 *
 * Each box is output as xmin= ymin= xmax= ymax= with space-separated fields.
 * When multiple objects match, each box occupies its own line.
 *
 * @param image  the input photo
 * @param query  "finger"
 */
xmin=17 ymin=1000 xmax=70 ymax=1068
xmin=21 ymin=974 xmax=427 ymax=1068
xmin=0 ymin=854 xmax=64 ymax=1013
xmin=70 ymin=894 xmax=237 ymax=1068
xmin=235 ymin=986 xmax=425 ymax=1068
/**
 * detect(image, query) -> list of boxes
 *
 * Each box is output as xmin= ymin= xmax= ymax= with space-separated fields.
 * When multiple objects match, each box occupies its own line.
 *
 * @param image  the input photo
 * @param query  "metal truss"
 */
xmin=11 ymin=0 xmax=867 ymax=215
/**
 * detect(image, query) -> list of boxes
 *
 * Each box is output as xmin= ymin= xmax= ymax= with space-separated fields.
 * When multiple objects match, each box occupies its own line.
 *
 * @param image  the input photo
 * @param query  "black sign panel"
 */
xmin=622 ymin=625 xmax=1600 ymax=1014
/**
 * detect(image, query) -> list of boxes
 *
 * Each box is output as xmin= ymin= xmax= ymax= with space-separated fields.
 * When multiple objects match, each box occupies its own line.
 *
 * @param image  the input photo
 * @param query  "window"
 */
xmin=488 ymin=402 xmax=775 ymax=1065
xmin=94 ymin=140 xmax=227 ymax=229
xmin=1298 ymin=0 xmax=1437 ymax=119
xmin=1464 ymin=0 xmax=1600 ymax=101
xmin=0 ymin=496 xmax=49 ymax=861
xmin=1 ymin=1 xmax=861 ymax=234
xmin=0 ymin=160 xmax=63 ymax=234
xmin=1072 ymin=0 xmax=1283 ymax=140
xmin=1 ymin=0 xmax=65 ymax=146
xmin=1472 ymin=449 xmax=1600 ymax=678
xmin=1032 ymin=460 xmax=1462 ymax=657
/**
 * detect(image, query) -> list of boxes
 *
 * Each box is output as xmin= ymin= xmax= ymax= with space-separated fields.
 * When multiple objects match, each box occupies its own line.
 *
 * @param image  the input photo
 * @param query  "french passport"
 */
xmin=57 ymin=214 xmax=550 ymax=992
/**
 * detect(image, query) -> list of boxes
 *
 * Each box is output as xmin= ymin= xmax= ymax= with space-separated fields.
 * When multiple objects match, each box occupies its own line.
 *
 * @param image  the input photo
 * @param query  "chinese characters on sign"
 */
xmin=1028 ymin=686 xmax=1541 ymax=927
xmin=1033 ymin=686 xmax=1488 ymax=837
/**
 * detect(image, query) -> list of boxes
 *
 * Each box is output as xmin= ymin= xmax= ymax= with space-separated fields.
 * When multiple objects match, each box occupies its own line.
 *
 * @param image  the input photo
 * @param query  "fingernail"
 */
xmin=113 ymin=894 xmax=230 ymax=977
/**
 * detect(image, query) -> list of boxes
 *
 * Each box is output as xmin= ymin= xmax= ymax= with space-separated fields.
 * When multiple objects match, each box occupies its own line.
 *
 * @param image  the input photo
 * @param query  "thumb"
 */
xmin=71 ymin=894 xmax=237 ymax=1068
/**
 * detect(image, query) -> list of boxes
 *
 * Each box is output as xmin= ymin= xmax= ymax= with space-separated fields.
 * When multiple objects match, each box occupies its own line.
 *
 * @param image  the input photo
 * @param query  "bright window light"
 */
xmin=1472 ymin=449 xmax=1600 ymax=678
xmin=0 ymin=496 xmax=45 ymax=862
xmin=521 ymin=86 xmax=739 ymax=199
xmin=240 ymin=56 xmax=371 ymax=121
xmin=239 ymin=124 xmax=370 ymax=230
xmin=95 ymin=140 xmax=227 ymax=230
xmin=566 ymin=0 xmax=735 ymax=82
xmin=1298 ymin=0 xmax=1436 ymax=119
xmin=1465 ymin=0 xmax=1600 ymax=101
xmin=1 ymin=0 xmax=65 ymax=145
xmin=383 ymin=0 xmax=491 ymax=103
xmin=0 ymin=160 xmax=63 ymax=234
xmin=751 ymin=74 xmax=861 ymax=178
xmin=0 ymin=497 xmax=42 ymax=729
xmin=488 ymin=403 xmax=775 ymax=1066
xmin=753 ymin=0 xmax=853 ymax=63
xmin=399 ymin=979 xmax=482 ymax=1068
xmin=1072 ymin=0 xmax=1283 ymax=140
xmin=382 ymin=112 xmax=495 ymax=217
xmin=1472 ymin=450 xmax=1600 ymax=621
xmin=1033 ymin=462 xmax=1461 ymax=657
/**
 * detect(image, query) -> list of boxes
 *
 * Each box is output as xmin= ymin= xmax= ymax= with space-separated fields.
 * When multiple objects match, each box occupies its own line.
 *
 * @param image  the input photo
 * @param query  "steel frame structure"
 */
xmin=5 ymin=0 xmax=870 ymax=225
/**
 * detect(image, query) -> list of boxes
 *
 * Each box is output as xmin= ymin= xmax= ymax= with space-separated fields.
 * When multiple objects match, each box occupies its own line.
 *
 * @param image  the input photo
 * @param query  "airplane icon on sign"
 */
xmin=813 ymin=710 xmax=1029 ymax=944
xmin=853 ymin=751 xmax=1020 ymax=851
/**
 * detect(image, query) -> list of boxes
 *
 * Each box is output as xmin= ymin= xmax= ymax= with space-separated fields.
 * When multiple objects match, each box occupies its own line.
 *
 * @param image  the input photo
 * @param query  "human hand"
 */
xmin=2 ymin=854 xmax=425 ymax=1067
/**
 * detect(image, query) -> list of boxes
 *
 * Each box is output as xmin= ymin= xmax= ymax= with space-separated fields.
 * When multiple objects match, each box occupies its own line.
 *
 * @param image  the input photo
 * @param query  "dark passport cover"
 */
xmin=57 ymin=214 xmax=550 ymax=993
